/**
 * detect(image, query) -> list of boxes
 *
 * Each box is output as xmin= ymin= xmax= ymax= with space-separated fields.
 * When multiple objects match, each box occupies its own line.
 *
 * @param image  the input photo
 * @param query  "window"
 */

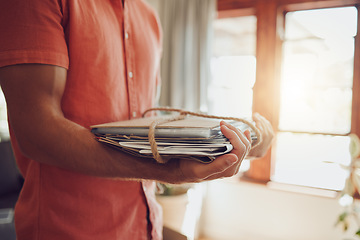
xmin=273 ymin=7 xmax=358 ymax=190
xmin=217 ymin=0 xmax=360 ymax=191
xmin=209 ymin=15 xmax=257 ymax=119
xmin=209 ymin=15 xmax=257 ymax=171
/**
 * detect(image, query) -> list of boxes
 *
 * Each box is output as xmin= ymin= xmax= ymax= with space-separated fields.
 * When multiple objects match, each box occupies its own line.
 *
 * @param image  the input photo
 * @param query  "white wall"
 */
xmin=200 ymin=179 xmax=356 ymax=240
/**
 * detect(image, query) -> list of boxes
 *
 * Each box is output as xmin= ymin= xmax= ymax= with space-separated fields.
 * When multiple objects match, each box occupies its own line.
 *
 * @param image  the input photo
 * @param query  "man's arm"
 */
xmin=0 ymin=64 xmax=157 ymax=179
xmin=0 ymin=64 xmax=251 ymax=183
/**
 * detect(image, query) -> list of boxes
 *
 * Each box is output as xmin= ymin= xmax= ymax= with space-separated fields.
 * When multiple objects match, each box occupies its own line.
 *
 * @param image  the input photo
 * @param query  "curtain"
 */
xmin=153 ymin=0 xmax=216 ymax=112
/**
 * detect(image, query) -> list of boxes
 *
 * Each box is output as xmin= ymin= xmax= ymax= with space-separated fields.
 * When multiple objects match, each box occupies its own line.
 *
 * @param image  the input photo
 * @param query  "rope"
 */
xmin=148 ymin=114 xmax=186 ymax=163
xmin=142 ymin=107 xmax=262 ymax=163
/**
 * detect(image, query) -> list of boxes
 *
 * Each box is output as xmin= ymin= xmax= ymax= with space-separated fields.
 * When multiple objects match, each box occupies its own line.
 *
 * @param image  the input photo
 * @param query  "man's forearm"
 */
xmin=0 ymin=64 xmax=180 ymax=182
xmin=12 ymin=112 xmax=180 ymax=181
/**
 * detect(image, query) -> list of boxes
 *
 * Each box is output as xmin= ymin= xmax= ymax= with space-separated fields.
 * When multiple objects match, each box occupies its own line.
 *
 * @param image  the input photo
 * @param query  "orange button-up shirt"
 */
xmin=0 ymin=0 xmax=163 ymax=239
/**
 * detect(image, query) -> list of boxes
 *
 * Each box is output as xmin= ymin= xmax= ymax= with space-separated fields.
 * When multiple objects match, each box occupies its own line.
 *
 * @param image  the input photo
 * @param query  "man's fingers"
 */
xmin=220 ymin=121 xmax=252 ymax=175
xmin=253 ymin=113 xmax=274 ymax=139
xmin=180 ymin=153 xmax=238 ymax=181
xmin=253 ymin=113 xmax=272 ymax=133
xmin=243 ymin=129 xmax=252 ymax=144
xmin=220 ymin=124 xmax=242 ymax=149
xmin=220 ymin=121 xmax=251 ymax=156
xmin=202 ymin=153 xmax=239 ymax=180
xmin=221 ymin=121 xmax=251 ymax=146
xmin=201 ymin=154 xmax=238 ymax=179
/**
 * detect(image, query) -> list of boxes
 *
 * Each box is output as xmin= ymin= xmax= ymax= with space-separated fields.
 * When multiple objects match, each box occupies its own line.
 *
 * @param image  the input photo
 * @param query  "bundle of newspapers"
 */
xmin=91 ymin=116 xmax=257 ymax=163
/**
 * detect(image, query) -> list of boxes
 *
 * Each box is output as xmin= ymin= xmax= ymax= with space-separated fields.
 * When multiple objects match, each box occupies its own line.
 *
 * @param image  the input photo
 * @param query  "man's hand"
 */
xmin=167 ymin=121 xmax=252 ymax=183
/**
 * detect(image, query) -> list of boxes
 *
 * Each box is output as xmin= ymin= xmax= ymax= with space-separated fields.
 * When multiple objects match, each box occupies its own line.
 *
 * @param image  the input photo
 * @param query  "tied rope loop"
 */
xmin=142 ymin=107 xmax=262 ymax=164
xmin=148 ymin=114 xmax=186 ymax=163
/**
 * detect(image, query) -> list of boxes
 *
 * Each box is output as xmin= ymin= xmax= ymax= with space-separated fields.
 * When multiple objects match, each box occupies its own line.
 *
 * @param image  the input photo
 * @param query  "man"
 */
xmin=0 ymin=0 xmax=274 ymax=239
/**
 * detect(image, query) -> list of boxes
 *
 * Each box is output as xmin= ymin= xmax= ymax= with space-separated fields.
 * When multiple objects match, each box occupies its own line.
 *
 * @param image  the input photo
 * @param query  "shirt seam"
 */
xmin=0 ymin=50 xmax=69 ymax=68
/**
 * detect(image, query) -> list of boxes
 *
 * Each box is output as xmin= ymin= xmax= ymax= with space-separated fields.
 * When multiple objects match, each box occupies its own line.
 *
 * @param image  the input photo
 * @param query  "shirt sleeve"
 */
xmin=0 ymin=0 xmax=69 ymax=69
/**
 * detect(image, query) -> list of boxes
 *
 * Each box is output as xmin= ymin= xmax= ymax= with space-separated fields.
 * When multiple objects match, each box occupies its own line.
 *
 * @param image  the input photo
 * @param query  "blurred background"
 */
xmin=146 ymin=0 xmax=360 ymax=239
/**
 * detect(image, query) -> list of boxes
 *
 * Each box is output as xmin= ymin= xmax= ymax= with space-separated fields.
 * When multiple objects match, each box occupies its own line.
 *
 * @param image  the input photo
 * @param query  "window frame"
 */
xmin=217 ymin=0 xmax=360 ymax=186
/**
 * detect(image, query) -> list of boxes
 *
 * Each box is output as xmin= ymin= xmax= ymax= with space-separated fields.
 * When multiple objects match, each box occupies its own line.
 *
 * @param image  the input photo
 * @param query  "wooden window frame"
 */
xmin=217 ymin=0 xmax=360 ymax=184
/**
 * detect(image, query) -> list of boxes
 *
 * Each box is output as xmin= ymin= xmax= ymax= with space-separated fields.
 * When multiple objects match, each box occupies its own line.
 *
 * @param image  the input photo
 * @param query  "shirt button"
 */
xmin=132 ymin=111 xmax=137 ymax=118
xmin=128 ymin=71 xmax=133 ymax=78
xmin=125 ymin=32 xmax=129 ymax=39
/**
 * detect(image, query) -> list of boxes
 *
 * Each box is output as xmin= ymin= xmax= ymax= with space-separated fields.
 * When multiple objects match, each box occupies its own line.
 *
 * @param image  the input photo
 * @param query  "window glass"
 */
xmin=273 ymin=132 xmax=351 ymax=190
xmin=279 ymin=7 xmax=357 ymax=133
xmin=273 ymin=7 xmax=358 ymax=190
xmin=209 ymin=16 xmax=257 ymax=118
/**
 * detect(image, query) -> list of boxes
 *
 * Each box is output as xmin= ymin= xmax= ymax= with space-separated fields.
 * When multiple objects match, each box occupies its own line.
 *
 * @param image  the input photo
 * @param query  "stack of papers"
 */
xmin=91 ymin=116 xmax=257 ymax=163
